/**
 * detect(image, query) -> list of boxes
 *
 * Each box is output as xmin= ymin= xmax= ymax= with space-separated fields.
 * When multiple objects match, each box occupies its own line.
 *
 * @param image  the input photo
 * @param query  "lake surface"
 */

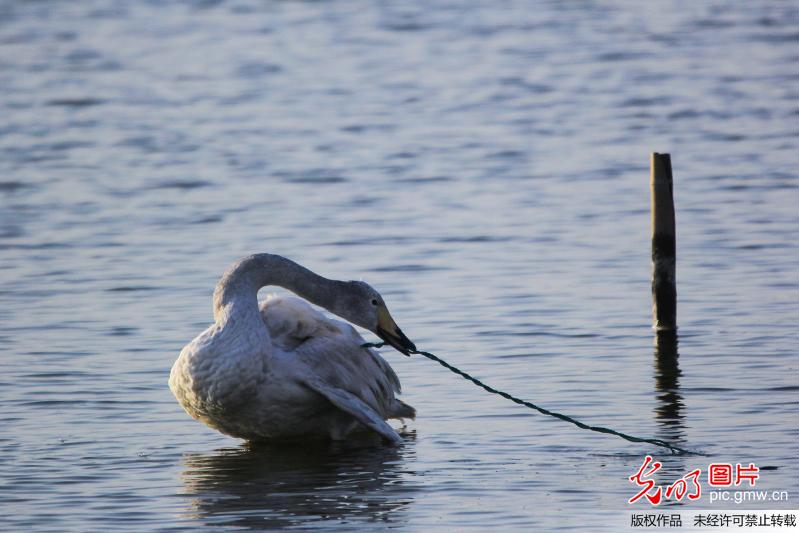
xmin=1 ymin=1 xmax=797 ymax=530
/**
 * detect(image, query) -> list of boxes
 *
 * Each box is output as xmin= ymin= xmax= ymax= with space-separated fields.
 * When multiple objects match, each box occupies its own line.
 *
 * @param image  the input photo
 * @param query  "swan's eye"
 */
xmin=370 ymin=299 xmax=378 ymax=306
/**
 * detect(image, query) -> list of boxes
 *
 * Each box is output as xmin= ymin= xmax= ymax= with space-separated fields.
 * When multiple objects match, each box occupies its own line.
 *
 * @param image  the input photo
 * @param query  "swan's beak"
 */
xmin=376 ymin=307 xmax=416 ymax=356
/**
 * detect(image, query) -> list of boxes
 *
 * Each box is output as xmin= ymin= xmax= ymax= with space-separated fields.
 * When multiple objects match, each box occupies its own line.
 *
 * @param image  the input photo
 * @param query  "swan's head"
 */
xmin=337 ymin=281 xmax=417 ymax=356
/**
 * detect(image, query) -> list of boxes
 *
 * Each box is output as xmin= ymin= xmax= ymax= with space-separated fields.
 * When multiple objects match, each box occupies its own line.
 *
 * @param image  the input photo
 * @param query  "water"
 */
xmin=1 ymin=1 xmax=797 ymax=530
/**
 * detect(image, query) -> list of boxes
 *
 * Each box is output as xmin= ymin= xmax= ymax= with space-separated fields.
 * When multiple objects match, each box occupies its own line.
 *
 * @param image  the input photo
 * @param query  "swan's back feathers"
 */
xmin=259 ymin=294 xmax=340 ymax=351
xmin=259 ymin=295 xmax=415 ymax=422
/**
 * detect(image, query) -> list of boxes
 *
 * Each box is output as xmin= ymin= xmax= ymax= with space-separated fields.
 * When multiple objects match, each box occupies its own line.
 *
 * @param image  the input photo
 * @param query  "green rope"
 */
xmin=363 ymin=342 xmax=700 ymax=456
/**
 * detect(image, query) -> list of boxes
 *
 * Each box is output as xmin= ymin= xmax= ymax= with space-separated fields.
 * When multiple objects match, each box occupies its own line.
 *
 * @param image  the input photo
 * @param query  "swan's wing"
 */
xmin=260 ymin=294 xmax=413 ymax=440
xmin=290 ymin=330 xmax=410 ymax=443
xmin=303 ymin=377 xmax=402 ymax=444
xmin=295 ymin=322 xmax=409 ymax=409
xmin=260 ymin=295 xmax=403 ymax=406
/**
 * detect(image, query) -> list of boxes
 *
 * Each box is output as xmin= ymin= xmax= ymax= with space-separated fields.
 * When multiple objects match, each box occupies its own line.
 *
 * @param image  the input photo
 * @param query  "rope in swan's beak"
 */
xmin=362 ymin=342 xmax=702 ymax=456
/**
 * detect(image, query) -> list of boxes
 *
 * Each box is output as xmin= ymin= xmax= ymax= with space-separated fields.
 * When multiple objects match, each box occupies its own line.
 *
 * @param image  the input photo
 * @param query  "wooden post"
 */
xmin=651 ymin=153 xmax=677 ymax=332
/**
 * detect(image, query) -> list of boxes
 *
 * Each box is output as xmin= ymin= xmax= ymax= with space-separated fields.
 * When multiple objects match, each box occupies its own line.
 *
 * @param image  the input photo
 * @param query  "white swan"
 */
xmin=169 ymin=253 xmax=417 ymax=444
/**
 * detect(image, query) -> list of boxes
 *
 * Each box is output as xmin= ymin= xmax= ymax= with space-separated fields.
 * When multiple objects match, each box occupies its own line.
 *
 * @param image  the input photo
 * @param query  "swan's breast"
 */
xmin=169 ymin=321 xmax=265 ymax=424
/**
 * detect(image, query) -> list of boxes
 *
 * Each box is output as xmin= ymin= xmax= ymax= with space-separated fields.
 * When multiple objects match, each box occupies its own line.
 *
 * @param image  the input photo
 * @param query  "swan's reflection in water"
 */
xmin=180 ymin=432 xmax=417 ymax=529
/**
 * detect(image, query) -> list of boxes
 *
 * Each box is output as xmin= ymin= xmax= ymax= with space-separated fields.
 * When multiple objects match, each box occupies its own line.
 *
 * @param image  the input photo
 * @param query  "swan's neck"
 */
xmin=212 ymin=253 xmax=340 ymax=322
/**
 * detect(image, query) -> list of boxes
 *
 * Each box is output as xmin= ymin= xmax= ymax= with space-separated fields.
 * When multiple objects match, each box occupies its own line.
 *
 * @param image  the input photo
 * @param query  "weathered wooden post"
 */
xmin=651 ymin=153 xmax=677 ymax=332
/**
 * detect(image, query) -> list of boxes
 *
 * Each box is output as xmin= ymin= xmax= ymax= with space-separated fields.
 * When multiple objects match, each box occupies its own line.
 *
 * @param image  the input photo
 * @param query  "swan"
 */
xmin=169 ymin=253 xmax=417 ymax=444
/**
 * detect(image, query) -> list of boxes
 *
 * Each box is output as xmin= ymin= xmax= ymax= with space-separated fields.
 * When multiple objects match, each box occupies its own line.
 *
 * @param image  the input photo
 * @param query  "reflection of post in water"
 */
xmin=654 ymin=331 xmax=683 ymax=430
xmin=652 ymin=331 xmax=686 ymax=481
